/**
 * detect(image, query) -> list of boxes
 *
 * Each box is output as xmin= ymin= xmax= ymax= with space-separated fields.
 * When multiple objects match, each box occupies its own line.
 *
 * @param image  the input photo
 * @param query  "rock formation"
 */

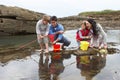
xmin=0 ymin=5 xmax=44 ymax=35
xmin=0 ymin=5 xmax=120 ymax=36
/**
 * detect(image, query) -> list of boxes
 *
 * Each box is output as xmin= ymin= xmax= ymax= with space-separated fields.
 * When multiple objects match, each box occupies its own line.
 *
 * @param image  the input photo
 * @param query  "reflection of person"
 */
xmin=36 ymin=15 xmax=50 ymax=53
xmin=49 ymin=16 xmax=71 ymax=49
xmin=39 ymin=53 xmax=50 ymax=80
xmin=76 ymin=54 xmax=106 ymax=80
xmin=49 ymin=53 xmax=65 ymax=80
xmin=85 ymin=19 xmax=107 ymax=49
xmin=76 ymin=22 xmax=91 ymax=47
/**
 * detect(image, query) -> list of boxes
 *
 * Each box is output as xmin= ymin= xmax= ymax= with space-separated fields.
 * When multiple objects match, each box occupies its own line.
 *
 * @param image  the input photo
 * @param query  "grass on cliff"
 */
xmin=79 ymin=10 xmax=120 ymax=16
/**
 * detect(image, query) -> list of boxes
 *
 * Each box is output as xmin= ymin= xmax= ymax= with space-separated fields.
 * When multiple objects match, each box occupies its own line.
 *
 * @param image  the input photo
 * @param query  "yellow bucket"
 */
xmin=80 ymin=41 xmax=89 ymax=51
xmin=80 ymin=56 xmax=90 ymax=64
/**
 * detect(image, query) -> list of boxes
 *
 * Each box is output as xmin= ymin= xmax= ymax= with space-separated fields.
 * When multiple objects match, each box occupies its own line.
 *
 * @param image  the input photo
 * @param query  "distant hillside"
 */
xmin=79 ymin=10 xmax=120 ymax=15
xmin=79 ymin=10 xmax=120 ymax=20
xmin=59 ymin=10 xmax=120 ymax=30
xmin=0 ymin=5 xmax=45 ymax=35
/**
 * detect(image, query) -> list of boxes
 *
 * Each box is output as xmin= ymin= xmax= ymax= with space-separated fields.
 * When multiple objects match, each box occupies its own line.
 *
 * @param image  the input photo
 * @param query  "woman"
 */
xmin=85 ymin=19 xmax=107 ymax=49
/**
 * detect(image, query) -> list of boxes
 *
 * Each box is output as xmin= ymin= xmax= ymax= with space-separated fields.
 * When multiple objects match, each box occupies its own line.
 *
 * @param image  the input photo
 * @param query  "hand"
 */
xmin=99 ymin=46 xmax=102 ymax=49
xmin=43 ymin=34 xmax=48 ymax=37
xmin=85 ymin=36 xmax=89 ymax=39
xmin=40 ymin=35 xmax=44 ymax=39
xmin=90 ymin=44 xmax=94 ymax=48
xmin=90 ymin=45 xmax=94 ymax=48
xmin=104 ymin=45 xmax=107 ymax=49
xmin=52 ymin=41 xmax=57 ymax=44
xmin=86 ymin=36 xmax=91 ymax=39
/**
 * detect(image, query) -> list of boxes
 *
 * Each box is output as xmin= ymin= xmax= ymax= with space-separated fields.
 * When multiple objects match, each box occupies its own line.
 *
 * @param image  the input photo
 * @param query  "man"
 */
xmin=49 ymin=16 xmax=71 ymax=49
xmin=36 ymin=15 xmax=50 ymax=53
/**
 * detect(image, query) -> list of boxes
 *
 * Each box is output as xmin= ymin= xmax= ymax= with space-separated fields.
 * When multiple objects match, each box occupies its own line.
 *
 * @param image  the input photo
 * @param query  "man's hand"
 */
xmin=52 ymin=40 xmax=57 ymax=44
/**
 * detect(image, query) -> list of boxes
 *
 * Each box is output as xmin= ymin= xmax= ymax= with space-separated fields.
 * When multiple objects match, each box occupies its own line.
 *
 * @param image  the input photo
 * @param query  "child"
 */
xmin=76 ymin=22 xmax=91 ymax=48
xmin=36 ymin=15 xmax=50 ymax=53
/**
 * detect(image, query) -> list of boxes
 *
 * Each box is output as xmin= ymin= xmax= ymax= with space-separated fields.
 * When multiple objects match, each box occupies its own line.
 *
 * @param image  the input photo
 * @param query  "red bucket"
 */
xmin=48 ymin=34 xmax=55 ymax=42
xmin=52 ymin=54 xmax=62 ymax=60
xmin=53 ymin=43 xmax=61 ymax=52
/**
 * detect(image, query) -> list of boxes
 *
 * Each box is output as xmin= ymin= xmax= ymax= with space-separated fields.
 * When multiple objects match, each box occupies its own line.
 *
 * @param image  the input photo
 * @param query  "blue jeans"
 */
xmin=55 ymin=34 xmax=71 ymax=47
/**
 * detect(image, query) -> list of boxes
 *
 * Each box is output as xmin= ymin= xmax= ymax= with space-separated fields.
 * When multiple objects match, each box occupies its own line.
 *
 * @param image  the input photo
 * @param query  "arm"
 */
xmin=36 ymin=21 xmax=41 ymax=35
xmin=78 ymin=30 xmax=91 ymax=40
xmin=97 ymin=23 xmax=107 ymax=48
xmin=55 ymin=30 xmax=64 ymax=34
xmin=53 ymin=34 xmax=63 ymax=44
xmin=88 ymin=29 xmax=93 ymax=38
xmin=78 ymin=31 xmax=86 ymax=39
xmin=53 ymin=24 xmax=64 ymax=44
xmin=36 ymin=21 xmax=44 ymax=38
xmin=44 ymin=24 xmax=50 ymax=37
xmin=55 ymin=24 xmax=64 ymax=34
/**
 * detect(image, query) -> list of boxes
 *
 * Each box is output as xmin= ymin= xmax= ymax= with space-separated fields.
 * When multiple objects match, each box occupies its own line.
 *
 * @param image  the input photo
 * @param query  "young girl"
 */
xmin=76 ymin=22 xmax=91 ymax=48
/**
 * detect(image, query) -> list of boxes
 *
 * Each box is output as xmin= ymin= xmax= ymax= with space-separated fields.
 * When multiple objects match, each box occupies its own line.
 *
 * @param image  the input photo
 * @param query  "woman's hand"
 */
xmin=104 ymin=45 xmax=107 ymax=49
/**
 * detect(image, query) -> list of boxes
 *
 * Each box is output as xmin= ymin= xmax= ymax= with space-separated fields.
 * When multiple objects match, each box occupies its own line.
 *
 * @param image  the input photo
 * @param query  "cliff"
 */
xmin=0 ymin=5 xmax=44 ymax=35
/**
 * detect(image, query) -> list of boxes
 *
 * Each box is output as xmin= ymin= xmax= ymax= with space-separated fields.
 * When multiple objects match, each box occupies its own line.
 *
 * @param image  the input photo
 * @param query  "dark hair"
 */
xmin=50 ymin=16 xmax=57 ymax=21
xmin=87 ymin=19 xmax=98 ymax=36
xmin=83 ymin=22 xmax=86 ymax=26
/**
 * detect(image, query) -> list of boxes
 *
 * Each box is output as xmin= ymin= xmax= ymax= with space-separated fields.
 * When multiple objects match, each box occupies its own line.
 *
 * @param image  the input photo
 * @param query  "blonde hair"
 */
xmin=42 ymin=15 xmax=50 ymax=22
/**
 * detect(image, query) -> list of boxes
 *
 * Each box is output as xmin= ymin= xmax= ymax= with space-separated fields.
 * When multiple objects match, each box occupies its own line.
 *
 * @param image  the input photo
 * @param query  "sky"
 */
xmin=0 ymin=0 xmax=120 ymax=17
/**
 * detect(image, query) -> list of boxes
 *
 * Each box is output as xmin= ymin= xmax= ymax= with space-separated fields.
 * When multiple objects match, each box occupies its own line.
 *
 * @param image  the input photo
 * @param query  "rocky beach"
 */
xmin=0 ymin=5 xmax=120 ymax=36
xmin=0 ymin=5 xmax=120 ymax=80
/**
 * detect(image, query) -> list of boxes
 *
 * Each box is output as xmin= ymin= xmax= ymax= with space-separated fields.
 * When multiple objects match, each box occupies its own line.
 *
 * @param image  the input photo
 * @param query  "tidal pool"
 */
xmin=0 ymin=30 xmax=120 ymax=80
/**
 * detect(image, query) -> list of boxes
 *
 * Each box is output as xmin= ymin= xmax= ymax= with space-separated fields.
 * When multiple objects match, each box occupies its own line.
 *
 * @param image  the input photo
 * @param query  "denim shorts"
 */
xmin=37 ymin=37 xmax=49 ymax=44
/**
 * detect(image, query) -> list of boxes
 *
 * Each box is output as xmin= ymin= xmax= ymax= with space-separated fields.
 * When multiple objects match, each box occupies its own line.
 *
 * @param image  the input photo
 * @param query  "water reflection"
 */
xmin=76 ymin=54 xmax=106 ymax=80
xmin=0 ymin=30 xmax=120 ymax=80
xmin=39 ymin=53 xmax=50 ymax=80
xmin=49 ymin=54 xmax=64 ymax=80
xmin=0 ymin=50 xmax=31 ymax=66
xmin=39 ymin=52 xmax=72 ymax=80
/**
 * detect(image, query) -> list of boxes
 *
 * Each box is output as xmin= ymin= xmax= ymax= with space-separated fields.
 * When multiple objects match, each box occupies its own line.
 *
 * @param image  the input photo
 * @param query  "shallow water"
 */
xmin=0 ymin=35 xmax=36 ymax=47
xmin=0 ymin=30 xmax=120 ymax=80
